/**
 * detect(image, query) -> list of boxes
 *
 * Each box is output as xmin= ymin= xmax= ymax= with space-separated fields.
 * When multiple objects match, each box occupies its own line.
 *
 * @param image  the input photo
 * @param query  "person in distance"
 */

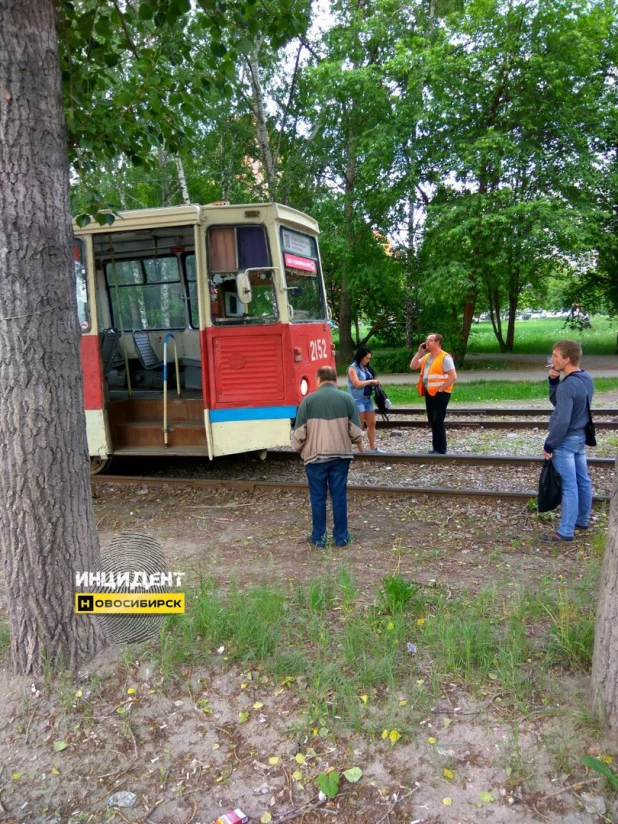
xmin=541 ymin=339 xmax=594 ymax=543
xmin=409 ymin=333 xmax=457 ymax=455
xmin=292 ymin=366 xmax=364 ymax=548
xmin=347 ymin=347 xmax=383 ymax=453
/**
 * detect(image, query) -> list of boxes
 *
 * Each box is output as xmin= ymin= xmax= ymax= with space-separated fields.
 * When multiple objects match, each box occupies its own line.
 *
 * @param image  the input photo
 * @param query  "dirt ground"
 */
xmin=1 ymin=474 xmax=617 ymax=824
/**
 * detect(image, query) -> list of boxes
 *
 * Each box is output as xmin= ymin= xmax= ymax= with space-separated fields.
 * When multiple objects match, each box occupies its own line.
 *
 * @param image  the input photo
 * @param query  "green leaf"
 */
xmin=138 ymin=3 xmax=153 ymax=19
xmin=211 ymin=42 xmax=228 ymax=58
xmin=316 ymin=771 xmax=340 ymax=798
xmin=580 ymin=756 xmax=618 ymax=790
xmin=53 ymin=741 xmax=68 ymax=752
xmin=478 ymin=791 xmax=494 ymax=803
xmin=75 ymin=214 xmax=91 ymax=228
xmin=343 ymin=767 xmax=363 ymax=783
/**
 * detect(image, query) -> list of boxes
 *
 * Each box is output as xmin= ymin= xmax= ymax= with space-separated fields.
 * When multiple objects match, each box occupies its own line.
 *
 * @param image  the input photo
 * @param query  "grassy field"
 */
xmin=337 ymin=316 xmax=618 ymax=362
xmin=467 ymin=316 xmax=618 ymax=355
xmin=379 ymin=378 xmax=618 ymax=406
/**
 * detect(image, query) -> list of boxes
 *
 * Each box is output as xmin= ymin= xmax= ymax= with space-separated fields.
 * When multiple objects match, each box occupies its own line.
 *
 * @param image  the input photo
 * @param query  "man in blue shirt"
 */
xmin=542 ymin=339 xmax=594 ymax=542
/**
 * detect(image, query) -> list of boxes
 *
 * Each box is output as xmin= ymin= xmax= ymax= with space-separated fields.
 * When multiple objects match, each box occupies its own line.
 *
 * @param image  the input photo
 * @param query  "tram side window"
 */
xmin=280 ymin=228 xmax=326 ymax=322
xmin=105 ymin=256 xmax=186 ymax=330
xmin=74 ymin=239 xmax=90 ymax=332
xmin=207 ymin=225 xmax=277 ymax=324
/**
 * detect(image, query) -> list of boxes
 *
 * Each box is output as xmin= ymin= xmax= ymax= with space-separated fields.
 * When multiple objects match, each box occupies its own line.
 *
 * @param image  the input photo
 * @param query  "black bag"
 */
xmin=538 ymin=459 xmax=562 ymax=513
xmin=373 ymin=383 xmax=391 ymax=419
xmin=584 ymin=402 xmax=597 ymax=447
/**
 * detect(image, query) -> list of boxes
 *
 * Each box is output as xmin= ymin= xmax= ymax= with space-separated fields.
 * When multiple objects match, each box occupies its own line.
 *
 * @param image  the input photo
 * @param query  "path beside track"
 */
xmin=338 ymin=353 xmax=618 ymax=386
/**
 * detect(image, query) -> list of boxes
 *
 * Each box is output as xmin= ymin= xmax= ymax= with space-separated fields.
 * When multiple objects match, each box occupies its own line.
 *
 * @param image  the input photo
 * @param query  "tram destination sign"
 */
xmin=281 ymin=228 xmax=315 ymax=258
xmin=284 ymin=253 xmax=317 ymax=274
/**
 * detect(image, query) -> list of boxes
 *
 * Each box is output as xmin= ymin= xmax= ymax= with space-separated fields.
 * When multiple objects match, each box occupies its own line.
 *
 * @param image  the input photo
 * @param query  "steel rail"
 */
xmin=376 ymin=419 xmax=618 ymax=430
xmin=266 ymin=450 xmax=615 ymax=468
xmin=91 ymin=475 xmax=610 ymax=502
xmin=385 ymin=407 xmax=618 ymax=416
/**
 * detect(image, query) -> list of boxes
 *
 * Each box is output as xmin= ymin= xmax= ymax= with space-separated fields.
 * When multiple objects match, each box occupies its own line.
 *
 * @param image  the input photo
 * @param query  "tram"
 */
xmin=73 ymin=203 xmax=335 ymax=472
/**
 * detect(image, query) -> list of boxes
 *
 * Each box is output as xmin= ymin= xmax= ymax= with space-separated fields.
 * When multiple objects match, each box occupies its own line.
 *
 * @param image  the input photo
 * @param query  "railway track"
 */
xmin=376 ymin=419 xmax=618 ymax=430
xmin=385 ymin=407 xmax=618 ymax=416
xmin=268 ymin=450 xmax=615 ymax=467
xmin=92 ymin=472 xmax=611 ymax=503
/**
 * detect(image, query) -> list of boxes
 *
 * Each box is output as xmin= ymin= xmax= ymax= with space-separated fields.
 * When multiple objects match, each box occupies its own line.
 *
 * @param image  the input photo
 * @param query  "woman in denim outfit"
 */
xmin=347 ymin=347 xmax=382 ymax=452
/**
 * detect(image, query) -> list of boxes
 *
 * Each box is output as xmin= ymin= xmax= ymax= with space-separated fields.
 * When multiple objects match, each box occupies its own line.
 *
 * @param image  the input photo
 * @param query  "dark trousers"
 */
xmin=305 ymin=459 xmax=351 ymax=546
xmin=425 ymin=391 xmax=450 ymax=453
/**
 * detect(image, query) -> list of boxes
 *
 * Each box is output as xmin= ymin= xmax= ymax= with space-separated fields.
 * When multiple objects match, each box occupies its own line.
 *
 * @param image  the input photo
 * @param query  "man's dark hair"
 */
xmin=554 ymin=339 xmax=582 ymax=365
xmin=353 ymin=347 xmax=372 ymax=364
xmin=317 ymin=366 xmax=337 ymax=383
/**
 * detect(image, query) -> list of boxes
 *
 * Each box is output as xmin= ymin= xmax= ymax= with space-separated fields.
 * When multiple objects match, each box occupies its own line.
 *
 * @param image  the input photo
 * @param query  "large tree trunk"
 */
xmin=591 ymin=460 xmax=618 ymax=728
xmin=0 ymin=0 xmax=104 ymax=675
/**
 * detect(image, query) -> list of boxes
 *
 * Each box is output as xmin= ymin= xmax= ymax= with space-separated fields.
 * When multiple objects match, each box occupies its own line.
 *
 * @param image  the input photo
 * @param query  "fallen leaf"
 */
xmin=53 ymin=741 xmax=68 ymax=752
xmin=389 ymin=730 xmax=401 ymax=745
xmin=292 ymin=769 xmax=303 ymax=780
xmin=417 ymin=618 xmax=426 ymax=626
xmin=253 ymin=702 xmax=264 ymax=710
xmin=127 ymin=688 xmax=136 ymax=694
xmin=399 ymin=699 xmax=408 ymax=707
xmin=360 ymin=694 xmax=369 ymax=705
xmin=51 ymin=765 xmax=60 ymax=775
xmin=387 ymin=621 xmax=395 ymax=631
xmin=343 ymin=767 xmax=363 ymax=783
xmin=74 ymin=690 xmax=82 ymax=698
xmin=295 ymin=753 xmax=306 ymax=764
xmin=268 ymin=756 xmax=279 ymax=765
xmin=443 ymin=768 xmax=454 ymax=780
xmin=260 ymin=813 xmax=272 ymax=823
xmin=479 ymin=791 xmax=495 ymax=803
xmin=427 ymin=737 xmax=436 ymax=744
xmin=238 ymin=711 xmax=249 ymax=723
xmin=443 ymin=797 xmax=452 ymax=806
xmin=12 ymin=773 xmax=23 ymax=781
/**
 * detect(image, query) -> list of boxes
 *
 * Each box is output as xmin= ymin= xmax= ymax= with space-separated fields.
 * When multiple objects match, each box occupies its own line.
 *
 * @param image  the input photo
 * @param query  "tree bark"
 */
xmin=0 ymin=0 xmax=104 ymax=675
xmin=246 ymin=45 xmax=277 ymax=199
xmin=591 ymin=460 xmax=618 ymax=729
xmin=337 ymin=131 xmax=356 ymax=367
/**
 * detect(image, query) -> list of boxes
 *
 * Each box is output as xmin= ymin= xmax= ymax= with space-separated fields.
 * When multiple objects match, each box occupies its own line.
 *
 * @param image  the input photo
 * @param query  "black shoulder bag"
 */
xmin=564 ymin=371 xmax=596 ymax=447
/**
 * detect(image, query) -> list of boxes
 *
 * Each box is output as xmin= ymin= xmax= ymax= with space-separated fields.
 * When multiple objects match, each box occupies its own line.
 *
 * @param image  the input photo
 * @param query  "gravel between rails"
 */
xmin=109 ymin=427 xmax=616 ymax=497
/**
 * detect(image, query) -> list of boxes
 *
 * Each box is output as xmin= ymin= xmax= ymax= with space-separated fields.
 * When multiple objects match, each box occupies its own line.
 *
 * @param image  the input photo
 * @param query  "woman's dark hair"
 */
xmin=354 ymin=347 xmax=372 ymax=365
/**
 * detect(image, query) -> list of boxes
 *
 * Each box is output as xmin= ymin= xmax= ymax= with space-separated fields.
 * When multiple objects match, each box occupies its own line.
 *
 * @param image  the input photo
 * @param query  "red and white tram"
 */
xmin=73 ymin=203 xmax=335 ymax=472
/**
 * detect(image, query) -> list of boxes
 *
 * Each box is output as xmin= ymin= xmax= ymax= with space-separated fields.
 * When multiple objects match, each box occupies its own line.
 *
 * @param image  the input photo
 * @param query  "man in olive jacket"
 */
xmin=292 ymin=366 xmax=363 ymax=547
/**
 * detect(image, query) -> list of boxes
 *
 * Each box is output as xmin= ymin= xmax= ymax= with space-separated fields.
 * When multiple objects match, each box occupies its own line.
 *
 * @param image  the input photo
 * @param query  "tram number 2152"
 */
xmin=309 ymin=338 xmax=328 ymax=361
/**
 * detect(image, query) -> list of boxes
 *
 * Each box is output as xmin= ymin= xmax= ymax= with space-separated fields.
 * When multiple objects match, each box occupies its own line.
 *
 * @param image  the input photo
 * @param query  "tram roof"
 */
xmin=73 ymin=202 xmax=319 ymax=236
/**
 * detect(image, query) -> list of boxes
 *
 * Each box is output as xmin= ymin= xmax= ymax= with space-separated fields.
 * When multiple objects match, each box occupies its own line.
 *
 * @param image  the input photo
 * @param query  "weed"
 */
xmin=542 ymin=589 xmax=595 ymax=671
xmin=377 ymin=574 xmax=418 ymax=614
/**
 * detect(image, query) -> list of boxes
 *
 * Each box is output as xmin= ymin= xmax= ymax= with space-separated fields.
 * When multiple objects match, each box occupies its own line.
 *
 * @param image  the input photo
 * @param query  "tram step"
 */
xmin=107 ymin=398 xmax=204 ymax=425
xmin=112 ymin=421 xmax=207 ymax=448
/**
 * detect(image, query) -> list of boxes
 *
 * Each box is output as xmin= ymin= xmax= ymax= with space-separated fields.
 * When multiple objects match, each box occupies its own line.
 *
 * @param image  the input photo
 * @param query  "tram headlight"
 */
xmin=300 ymin=378 xmax=309 ymax=396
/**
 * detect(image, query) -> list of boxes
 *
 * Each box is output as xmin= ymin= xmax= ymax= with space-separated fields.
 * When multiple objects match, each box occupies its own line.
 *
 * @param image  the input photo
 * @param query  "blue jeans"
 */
xmin=305 ymin=459 xmax=351 ymax=546
xmin=551 ymin=434 xmax=592 ymax=538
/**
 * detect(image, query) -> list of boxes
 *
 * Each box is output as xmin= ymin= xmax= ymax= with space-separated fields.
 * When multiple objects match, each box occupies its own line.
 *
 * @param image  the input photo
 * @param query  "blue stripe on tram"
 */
xmin=210 ymin=406 xmax=297 ymax=423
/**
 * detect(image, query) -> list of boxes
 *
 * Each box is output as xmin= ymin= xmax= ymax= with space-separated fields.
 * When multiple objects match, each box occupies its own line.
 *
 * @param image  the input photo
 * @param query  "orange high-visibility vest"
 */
xmin=417 ymin=350 xmax=454 ymax=397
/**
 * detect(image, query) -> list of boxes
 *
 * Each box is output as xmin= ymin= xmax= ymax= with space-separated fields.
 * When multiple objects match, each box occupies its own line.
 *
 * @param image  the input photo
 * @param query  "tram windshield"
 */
xmin=207 ymin=225 xmax=278 ymax=324
xmin=280 ymin=227 xmax=326 ymax=322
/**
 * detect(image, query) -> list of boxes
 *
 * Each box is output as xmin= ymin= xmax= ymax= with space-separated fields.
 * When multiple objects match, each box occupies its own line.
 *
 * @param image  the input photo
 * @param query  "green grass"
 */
xmin=467 ymin=317 xmax=618 ymax=355
xmin=383 ymin=377 xmax=618 ymax=406
xmin=141 ymin=556 xmax=602 ymax=734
